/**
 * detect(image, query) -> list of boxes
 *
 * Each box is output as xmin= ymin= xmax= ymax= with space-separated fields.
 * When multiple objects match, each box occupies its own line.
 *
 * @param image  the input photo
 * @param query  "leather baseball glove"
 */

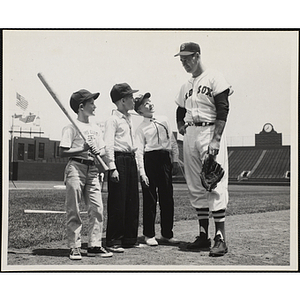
xmin=200 ymin=154 xmax=225 ymax=192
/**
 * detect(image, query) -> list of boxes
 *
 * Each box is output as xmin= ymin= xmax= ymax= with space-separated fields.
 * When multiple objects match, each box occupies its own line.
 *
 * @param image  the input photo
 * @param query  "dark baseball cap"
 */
xmin=174 ymin=42 xmax=200 ymax=57
xmin=134 ymin=92 xmax=151 ymax=112
xmin=110 ymin=83 xmax=139 ymax=103
xmin=70 ymin=89 xmax=100 ymax=113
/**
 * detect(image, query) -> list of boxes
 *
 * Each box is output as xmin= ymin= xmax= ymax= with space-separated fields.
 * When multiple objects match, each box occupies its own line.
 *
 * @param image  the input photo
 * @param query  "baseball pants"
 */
xmin=106 ymin=152 xmax=139 ymax=247
xmin=142 ymin=150 xmax=174 ymax=239
xmin=183 ymin=125 xmax=229 ymax=211
xmin=64 ymin=160 xmax=104 ymax=249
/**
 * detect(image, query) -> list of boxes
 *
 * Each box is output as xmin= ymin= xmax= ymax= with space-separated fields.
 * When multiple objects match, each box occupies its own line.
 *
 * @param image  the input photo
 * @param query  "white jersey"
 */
xmin=175 ymin=68 xmax=233 ymax=123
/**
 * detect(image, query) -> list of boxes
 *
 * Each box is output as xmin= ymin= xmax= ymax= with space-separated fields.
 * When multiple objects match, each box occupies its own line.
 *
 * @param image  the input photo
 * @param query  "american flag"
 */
xmin=16 ymin=93 xmax=28 ymax=110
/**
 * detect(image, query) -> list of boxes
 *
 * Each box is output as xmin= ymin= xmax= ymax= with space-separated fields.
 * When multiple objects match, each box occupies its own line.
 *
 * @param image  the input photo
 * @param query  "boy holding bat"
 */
xmin=60 ymin=89 xmax=113 ymax=260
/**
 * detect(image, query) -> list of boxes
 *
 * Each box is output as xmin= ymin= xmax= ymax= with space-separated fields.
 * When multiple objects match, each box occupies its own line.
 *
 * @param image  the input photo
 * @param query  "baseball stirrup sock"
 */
xmin=212 ymin=209 xmax=226 ymax=223
xmin=196 ymin=208 xmax=209 ymax=220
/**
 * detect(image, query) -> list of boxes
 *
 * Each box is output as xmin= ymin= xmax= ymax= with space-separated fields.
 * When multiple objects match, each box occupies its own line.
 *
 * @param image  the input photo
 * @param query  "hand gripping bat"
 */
xmin=37 ymin=73 xmax=109 ymax=172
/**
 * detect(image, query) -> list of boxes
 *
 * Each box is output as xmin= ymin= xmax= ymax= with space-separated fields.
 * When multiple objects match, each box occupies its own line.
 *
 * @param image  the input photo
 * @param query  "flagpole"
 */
xmin=10 ymin=115 xmax=15 ymax=181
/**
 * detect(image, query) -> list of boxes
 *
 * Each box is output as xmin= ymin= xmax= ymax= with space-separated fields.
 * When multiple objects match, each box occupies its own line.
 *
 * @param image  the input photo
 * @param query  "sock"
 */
xmin=196 ymin=208 xmax=209 ymax=239
xmin=216 ymin=230 xmax=224 ymax=240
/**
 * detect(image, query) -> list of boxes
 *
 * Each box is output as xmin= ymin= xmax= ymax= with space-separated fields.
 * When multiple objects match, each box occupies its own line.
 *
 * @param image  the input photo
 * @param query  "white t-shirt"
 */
xmin=175 ymin=68 xmax=233 ymax=123
xmin=60 ymin=119 xmax=105 ymax=160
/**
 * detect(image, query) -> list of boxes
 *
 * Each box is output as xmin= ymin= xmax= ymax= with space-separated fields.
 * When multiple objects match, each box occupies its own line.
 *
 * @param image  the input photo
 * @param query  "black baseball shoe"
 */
xmin=87 ymin=246 xmax=113 ymax=258
xmin=185 ymin=233 xmax=211 ymax=251
xmin=209 ymin=234 xmax=228 ymax=257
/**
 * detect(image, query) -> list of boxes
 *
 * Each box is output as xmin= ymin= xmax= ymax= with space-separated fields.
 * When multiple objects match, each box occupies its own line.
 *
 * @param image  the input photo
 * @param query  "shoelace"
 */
xmin=73 ymin=248 xmax=81 ymax=255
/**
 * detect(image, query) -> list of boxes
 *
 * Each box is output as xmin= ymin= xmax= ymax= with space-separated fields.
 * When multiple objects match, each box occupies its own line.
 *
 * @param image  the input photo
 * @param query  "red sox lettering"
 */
xmin=184 ymin=85 xmax=213 ymax=100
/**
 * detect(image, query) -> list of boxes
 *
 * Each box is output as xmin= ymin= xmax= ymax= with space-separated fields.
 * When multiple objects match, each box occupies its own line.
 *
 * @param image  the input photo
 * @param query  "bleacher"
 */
xmin=229 ymin=148 xmax=264 ymax=179
xmin=252 ymin=148 xmax=290 ymax=179
xmin=228 ymin=146 xmax=290 ymax=183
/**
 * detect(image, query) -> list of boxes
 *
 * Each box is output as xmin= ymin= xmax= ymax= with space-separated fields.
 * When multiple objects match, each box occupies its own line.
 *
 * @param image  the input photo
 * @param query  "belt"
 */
xmin=70 ymin=158 xmax=95 ymax=166
xmin=188 ymin=122 xmax=214 ymax=127
xmin=115 ymin=151 xmax=135 ymax=157
xmin=145 ymin=149 xmax=170 ymax=155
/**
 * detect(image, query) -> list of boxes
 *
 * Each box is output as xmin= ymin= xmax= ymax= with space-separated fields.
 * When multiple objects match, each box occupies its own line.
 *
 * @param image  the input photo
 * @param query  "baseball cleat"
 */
xmin=209 ymin=234 xmax=228 ymax=257
xmin=145 ymin=236 xmax=159 ymax=246
xmin=87 ymin=246 xmax=113 ymax=258
xmin=69 ymin=247 xmax=82 ymax=260
xmin=185 ymin=234 xmax=211 ymax=251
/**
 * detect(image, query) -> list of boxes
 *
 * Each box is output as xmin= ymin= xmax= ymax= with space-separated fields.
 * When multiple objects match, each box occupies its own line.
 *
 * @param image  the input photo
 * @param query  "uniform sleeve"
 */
xmin=59 ymin=125 xmax=76 ymax=148
xmin=211 ymin=70 xmax=234 ymax=97
xmin=175 ymin=84 xmax=187 ymax=108
xmin=214 ymin=89 xmax=230 ymax=122
xmin=134 ymin=126 xmax=146 ymax=177
xmin=103 ymin=117 xmax=117 ymax=170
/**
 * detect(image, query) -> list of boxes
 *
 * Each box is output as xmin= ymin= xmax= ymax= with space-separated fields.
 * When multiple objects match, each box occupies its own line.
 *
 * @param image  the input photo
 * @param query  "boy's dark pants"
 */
xmin=106 ymin=152 xmax=139 ymax=247
xmin=142 ymin=150 xmax=174 ymax=239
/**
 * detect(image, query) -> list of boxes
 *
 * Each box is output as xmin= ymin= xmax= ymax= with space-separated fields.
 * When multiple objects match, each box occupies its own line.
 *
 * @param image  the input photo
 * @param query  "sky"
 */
xmin=3 ymin=30 xmax=298 ymax=146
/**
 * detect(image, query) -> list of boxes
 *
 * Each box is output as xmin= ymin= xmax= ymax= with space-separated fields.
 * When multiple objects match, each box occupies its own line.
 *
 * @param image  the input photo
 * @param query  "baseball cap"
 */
xmin=134 ymin=92 xmax=151 ymax=112
xmin=70 ymin=89 xmax=100 ymax=113
xmin=174 ymin=42 xmax=200 ymax=57
xmin=110 ymin=83 xmax=139 ymax=103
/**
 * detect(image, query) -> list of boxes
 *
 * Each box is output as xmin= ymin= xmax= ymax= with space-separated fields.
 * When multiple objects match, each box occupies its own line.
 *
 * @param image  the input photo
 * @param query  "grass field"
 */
xmin=7 ymin=185 xmax=290 ymax=249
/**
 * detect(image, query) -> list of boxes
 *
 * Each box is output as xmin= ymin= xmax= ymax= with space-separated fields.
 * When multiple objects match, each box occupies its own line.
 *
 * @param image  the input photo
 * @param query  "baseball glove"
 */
xmin=200 ymin=154 xmax=225 ymax=192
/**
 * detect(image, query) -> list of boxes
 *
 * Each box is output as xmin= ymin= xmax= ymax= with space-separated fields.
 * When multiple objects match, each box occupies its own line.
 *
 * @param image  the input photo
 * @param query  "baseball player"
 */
xmin=134 ymin=93 xmax=180 ymax=246
xmin=60 ymin=89 xmax=113 ymax=260
xmin=174 ymin=42 xmax=233 ymax=256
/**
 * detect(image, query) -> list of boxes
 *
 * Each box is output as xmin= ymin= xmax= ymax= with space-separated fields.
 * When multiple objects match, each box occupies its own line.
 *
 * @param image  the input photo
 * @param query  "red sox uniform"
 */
xmin=175 ymin=68 xmax=233 ymax=213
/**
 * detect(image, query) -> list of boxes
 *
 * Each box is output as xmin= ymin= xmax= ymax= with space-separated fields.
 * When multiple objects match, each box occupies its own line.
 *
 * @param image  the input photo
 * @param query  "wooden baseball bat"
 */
xmin=37 ymin=72 xmax=109 ymax=171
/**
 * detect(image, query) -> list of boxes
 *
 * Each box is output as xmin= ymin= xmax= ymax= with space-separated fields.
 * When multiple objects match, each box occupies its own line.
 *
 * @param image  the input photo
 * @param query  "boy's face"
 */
xmin=122 ymin=94 xmax=135 ymax=111
xmin=138 ymin=98 xmax=155 ymax=118
xmin=81 ymin=98 xmax=96 ymax=116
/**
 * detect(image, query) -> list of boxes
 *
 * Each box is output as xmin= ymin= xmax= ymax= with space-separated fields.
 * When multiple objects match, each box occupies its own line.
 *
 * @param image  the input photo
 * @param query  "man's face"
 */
xmin=180 ymin=53 xmax=198 ymax=73
xmin=138 ymin=98 xmax=155 ymax=117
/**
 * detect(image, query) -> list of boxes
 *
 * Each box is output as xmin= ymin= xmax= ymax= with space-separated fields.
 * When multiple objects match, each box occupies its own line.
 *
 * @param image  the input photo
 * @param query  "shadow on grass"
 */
xmin=30 ymin=236 xmax=185 ymax=257
xmin=178 ymin=244 xmax=211 ymax=252
xmin=31 ymin=242 xmax=93 ymax=257
xmin=32 ymin=248 xmax=70 ymax=257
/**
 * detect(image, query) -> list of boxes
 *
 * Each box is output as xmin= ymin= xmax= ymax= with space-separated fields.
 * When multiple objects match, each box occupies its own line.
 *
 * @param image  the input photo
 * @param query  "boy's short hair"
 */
xmin=70 ymin=89 xmax=100 ymax=113
xmin=134 ymin=92 xmax=151 ymax=113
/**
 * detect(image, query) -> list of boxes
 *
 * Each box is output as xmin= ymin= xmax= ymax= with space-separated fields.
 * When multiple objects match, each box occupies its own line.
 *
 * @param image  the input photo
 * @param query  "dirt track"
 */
xmin=5 ymin=210 xmax=294 ymax=271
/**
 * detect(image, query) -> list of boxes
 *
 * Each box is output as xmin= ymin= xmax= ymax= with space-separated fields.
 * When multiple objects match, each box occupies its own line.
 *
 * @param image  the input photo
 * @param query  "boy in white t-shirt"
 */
xmin=60 ymin=89 xmax=112 ymax=260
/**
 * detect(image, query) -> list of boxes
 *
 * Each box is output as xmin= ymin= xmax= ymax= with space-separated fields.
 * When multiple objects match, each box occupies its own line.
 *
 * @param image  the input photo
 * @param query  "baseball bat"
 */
xmin=37 ymin=72 xmax=109 ymax=171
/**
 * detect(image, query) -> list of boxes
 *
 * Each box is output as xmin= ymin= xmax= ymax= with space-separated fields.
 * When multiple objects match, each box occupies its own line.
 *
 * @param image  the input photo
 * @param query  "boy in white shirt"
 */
xmin=60 ymin=89 xmax=112 ymax=260
xmin=103 ymin=83 xmax=140 ymax=253
xmin=135 ymin=93 xmax=180 ymax=246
